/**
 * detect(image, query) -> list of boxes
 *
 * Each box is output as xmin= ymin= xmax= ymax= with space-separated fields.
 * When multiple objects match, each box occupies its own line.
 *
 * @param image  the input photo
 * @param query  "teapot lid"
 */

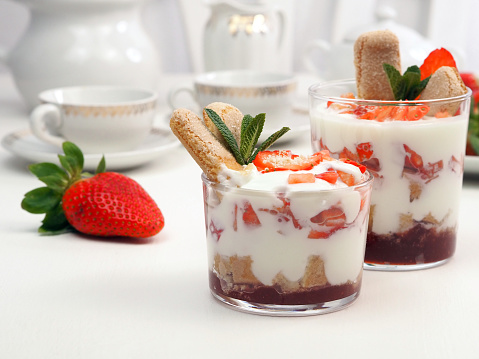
xmin=343 ymin=5 xmax=432 ymax=47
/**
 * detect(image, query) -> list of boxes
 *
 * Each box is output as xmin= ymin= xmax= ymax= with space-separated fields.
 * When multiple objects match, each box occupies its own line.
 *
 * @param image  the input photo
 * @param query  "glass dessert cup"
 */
xmin=309 ymin=79 xmax=471 ymax=271
xmin=202 ymin=172 xmax=373 ymax=316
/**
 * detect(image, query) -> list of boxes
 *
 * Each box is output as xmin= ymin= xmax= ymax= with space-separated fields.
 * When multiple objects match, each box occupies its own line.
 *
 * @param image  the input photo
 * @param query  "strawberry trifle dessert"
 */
xmin=170 ymin=102 xmax=373 ymax=315
xmin=309 ymin=30 xmax=471 ymax=270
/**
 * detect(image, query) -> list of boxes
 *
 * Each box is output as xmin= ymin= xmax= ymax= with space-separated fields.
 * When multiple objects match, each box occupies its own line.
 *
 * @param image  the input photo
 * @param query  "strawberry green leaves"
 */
xmin=383 ymin=64 xmax=430 ymax=101
xmin=205 ymin=108 xmax=290 ymax=165
xmin=21 ymin=141 xmax=104 ymax=234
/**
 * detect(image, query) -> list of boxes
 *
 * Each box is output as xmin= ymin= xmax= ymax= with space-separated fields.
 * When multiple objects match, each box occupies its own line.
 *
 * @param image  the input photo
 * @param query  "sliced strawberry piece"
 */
xmin=420 ymin=48 xmax=457 ymax=80
xmin=337 ymin=170 xmax=355 ymax=186
xmin=288 ymin=173 xmax=315 ymax=184
xmin=315 ymin=170 xmax=339 ymax=184
xmin=242 ymin=201 xmax=261 ymax=227
xmin=253 ymin=150 xmax=328 ymax=172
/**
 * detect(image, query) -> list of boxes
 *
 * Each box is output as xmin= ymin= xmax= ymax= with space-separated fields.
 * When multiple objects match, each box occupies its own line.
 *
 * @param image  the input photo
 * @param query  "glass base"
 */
xmin=210 ymin=290 xmax=360 ymax=316
xmin=363 ymin=258 xmax=451 ymax=271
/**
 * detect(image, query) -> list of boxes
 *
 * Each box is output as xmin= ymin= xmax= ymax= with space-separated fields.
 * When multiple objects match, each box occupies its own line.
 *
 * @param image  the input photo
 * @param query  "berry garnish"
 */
xmin=21 ymin=142 xmax=164 ymax=237
xmin=420 ymin=48 xmax=457 ymax=80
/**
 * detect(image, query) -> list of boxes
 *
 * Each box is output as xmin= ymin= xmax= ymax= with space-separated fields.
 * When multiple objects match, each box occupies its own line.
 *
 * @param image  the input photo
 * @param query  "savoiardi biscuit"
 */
xmin=203 ymin=102 xmax=243 ymax=148
xmin=420 ymin=66 xmax=467 ymax=115
xmin=170 ymin=108 xmax=243 ymax=182
xmin=354 ymin=30 xmax=401 ymax=100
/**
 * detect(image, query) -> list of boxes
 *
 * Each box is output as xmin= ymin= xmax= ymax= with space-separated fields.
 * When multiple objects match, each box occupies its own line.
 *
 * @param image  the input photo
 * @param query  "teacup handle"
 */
xmin=302 ymin=39 xmax=331 ymax=77
xmin=29 ymin=104 xmax=65 ymax=148
xmin=167 ymin=86 xmax=200 ymax=112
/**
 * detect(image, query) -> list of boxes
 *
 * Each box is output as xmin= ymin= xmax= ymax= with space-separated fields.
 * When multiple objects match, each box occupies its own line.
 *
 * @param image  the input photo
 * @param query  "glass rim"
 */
xmin=308 ymin=78 xmax=472 ymax=106
xmin=201 ymin=170 xmax=374 ymax=196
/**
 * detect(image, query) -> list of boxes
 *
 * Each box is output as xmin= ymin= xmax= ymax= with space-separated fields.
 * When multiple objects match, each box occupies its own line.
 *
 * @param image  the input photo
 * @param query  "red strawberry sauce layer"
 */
xmin=209 ymin=272 xmax=360 ymax=305
xmin=365 ymin=226 xmax=456 ymax=265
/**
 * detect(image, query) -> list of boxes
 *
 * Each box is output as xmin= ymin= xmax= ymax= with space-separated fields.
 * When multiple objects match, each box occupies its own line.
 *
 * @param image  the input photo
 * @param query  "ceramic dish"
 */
xmin=1 ymin=127 xmax=180 ymax=171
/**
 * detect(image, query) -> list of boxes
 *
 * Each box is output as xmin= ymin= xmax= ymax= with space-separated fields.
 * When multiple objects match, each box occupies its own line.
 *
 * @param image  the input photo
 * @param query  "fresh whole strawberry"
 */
xmin=22 ymin=142 xmax=164 ymax=237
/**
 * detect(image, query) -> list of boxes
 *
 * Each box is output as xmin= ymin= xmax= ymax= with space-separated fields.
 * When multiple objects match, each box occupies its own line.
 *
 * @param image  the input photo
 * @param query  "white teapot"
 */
xmin=203 ymin=0 xmax=291 ymax=72
xmin=303 ymin=6 xmax=464 ymax=80
xmin=0 ymin=0 xmax=162 ymax=109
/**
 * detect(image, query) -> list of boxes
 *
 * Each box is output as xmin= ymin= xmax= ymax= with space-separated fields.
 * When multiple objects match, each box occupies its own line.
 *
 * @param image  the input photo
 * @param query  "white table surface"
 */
xmin=1 ymin=72 xmax=479 ymax=359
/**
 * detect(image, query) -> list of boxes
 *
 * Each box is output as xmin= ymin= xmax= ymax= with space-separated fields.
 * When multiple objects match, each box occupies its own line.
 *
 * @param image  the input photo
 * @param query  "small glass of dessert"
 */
xmin=202 ymin=151 xmax=373 ymax=316
xmin=309 ymin=79 xmax=471 ymax=270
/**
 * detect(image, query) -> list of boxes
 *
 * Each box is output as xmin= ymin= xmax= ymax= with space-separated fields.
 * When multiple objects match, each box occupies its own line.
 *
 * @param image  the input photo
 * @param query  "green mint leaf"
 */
xmin=21 ymin=187 xmax=61 ymax=214
xmin=205 ymin=108 xmax=244 ymax=165
xmin=250 ymin=127 xmax=290 ymax=163
xmin=383 ymin=64 xmax=431 ymax=100
xmin=240 ymin=113 xmax=265 ymax=161
xmin=383 ymin=63 xmax=405 ymax=100
xmin=241 ymin=114 xmax=254 ymax=140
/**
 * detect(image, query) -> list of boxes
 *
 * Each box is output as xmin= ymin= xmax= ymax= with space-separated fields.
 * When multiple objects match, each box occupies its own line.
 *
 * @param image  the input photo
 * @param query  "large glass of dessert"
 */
xmin=202 ymin=155 xmax=373 ymax=315
xmin=309 ymin=79 xmax=471 ymax=270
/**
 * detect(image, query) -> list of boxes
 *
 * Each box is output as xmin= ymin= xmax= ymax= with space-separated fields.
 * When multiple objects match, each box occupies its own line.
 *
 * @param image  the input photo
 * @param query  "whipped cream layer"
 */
xmin=204 ymin=159 xmax=370 ymax=287
xmin=311 ymin=104 xmax=468 ymax=235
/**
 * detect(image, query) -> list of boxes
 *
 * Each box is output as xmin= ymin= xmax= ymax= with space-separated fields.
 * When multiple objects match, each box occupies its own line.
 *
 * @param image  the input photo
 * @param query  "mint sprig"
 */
xmin=21 ymin=142 xmax=106 ymax=234
xmin=383 ymin=64 xmax=430 ymax=101
xmin=204 ymin=108 xmax=290 ymax=165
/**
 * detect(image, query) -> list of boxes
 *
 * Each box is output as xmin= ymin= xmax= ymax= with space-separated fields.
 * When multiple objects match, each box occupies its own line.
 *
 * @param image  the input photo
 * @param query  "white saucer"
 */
xmin=465 ymin=156 xmax=479 ymax=175
xmin=1 ymin=127 xmax=180 ymax=171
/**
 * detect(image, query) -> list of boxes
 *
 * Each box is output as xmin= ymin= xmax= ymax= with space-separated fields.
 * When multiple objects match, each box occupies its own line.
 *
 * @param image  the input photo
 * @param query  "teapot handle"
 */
xmin=274 ymin=6 xmax=287 ymax=53
xmin=302 ymin=39 xmax=331 ymax=77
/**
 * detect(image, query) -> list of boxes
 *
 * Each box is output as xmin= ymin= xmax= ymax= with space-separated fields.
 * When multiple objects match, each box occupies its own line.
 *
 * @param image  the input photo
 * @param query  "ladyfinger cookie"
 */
xmin=354 ymin=30 xmax=401 ymax=100
xmin=420 ymin=66 xmax=467 ymax=115
xmin=170 ymin=108 xmax=243 ymax=182
xmin=203 ymin=102 xmax=243 ymax=148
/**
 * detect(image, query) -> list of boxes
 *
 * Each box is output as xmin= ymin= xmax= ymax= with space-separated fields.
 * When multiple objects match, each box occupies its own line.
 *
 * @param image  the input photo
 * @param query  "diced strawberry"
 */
xmin=356 ymin=142 xmax=373 ymax=161
xmin=391 ymin=106 xmax=409 ymax=120
xmin=340 ymin=158 xmax=367 ymax=173
xmin=288 ymin=173 xmax=315 ymax=184
xmin=308 ymin=230 xmax=330 ymax=239
xmin=327 ymin=93 xmax=356 ymax=112
xmin=370 ymin=106 xmax=394 ymax=122
xmin=242 ymin=201 xmax=261 ymax=227
xmin=209 ymin=220 xmax=224 ymax=241
xmin=405 ymin=105 xmax=430 ymax=121
xmin=337 ymin=170 xmax=355 ymax=186
xmin=315 ymin=170 xmax=339 ymax=184
xmin=420 ymin=48 xmax=457 ymax=80
xmin=310 ymin=207 xmax=346 ymax=227
xmin=404 ymin=144 xmax=423 ymax=169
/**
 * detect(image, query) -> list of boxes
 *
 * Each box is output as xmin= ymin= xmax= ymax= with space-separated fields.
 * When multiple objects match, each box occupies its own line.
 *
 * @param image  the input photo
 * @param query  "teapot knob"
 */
xmin=375 ymin=5 xmax=397 ymax=22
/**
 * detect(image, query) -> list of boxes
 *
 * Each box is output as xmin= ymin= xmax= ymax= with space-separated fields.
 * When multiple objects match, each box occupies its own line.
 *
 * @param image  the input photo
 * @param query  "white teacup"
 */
xmin=168 ymin=70 xmax=297 ymax=123
xmin=29 ymin=86 xmax=158 ymax=154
